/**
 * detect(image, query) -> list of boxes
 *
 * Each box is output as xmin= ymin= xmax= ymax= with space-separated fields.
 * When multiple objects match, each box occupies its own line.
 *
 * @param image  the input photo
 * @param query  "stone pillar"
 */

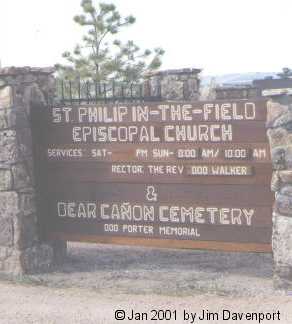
xmin=0 ymin=67 xmax=66 ymax=277
xmin=144 ymin=68 xmax=201 ymax=101
xmin=266 ymin=100 xmax=292 ymax=289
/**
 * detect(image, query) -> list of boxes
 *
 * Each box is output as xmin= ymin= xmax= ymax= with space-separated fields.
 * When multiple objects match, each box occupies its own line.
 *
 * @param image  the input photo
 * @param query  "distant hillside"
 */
xmin=201 ymin=72 xmax=278 ymax=86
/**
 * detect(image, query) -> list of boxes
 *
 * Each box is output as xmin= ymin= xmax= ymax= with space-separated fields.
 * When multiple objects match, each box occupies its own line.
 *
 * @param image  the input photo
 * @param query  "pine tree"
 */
xmin=56 ymin=0 xmax=164 ymax=83
xmin=112 ymin=40 xmax=164 ymax=83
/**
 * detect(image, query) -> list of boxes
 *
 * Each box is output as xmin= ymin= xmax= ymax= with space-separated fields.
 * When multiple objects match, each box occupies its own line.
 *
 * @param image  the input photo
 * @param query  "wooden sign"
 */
xmin=39 ymin=99 xmax=273 ymax=252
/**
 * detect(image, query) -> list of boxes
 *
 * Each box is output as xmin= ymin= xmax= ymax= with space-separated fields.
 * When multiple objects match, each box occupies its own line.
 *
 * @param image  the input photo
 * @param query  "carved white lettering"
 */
xmin=57 ymin=202 xmax=255 ymax=227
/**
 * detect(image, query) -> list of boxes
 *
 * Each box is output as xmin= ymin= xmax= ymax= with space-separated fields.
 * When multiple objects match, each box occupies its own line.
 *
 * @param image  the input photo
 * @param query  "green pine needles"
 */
xmin=56 ymin=0 xmax=165 ymax=83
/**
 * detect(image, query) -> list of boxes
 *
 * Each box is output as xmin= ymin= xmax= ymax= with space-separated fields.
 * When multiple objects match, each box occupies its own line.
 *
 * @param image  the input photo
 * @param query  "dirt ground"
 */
xmin=1 ymin=242 xmax=292 ymax=324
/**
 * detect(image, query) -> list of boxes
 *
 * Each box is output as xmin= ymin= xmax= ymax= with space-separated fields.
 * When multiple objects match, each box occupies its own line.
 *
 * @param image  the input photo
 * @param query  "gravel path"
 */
xmin=0 ymin=242 xmax=291 ymax=323
xmin=30 ymin=242 xmax=278 ymax=297
xmin=0 ymin=281 xmax=291 ymax=324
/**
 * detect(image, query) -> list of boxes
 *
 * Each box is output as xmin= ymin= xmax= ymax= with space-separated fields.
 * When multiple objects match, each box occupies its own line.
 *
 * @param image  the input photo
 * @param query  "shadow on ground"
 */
xmin=29 ymin=242 xmax=275 ymax=297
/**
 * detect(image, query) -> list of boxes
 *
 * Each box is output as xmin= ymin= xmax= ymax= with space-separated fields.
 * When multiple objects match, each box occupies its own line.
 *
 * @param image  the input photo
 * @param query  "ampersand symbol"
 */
xmin=146 ymin=186 xmax=158 ymax=202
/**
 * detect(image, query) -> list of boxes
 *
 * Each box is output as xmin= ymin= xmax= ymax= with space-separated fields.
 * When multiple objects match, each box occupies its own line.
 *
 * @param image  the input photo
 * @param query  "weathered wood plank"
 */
xmin=46 ymin=162 xmax=272 ymax=185
xmin=46 ymin=216 xmax=272 ymax=243
xmin=48 ymin=232 xmax=272 ymax=253
xmin=48 ymin=199 xmax=272 ymax=227
xmin=47 ymin=99 xmax=268 ymax=124
xmin=45 ymin=143 xmax=271 ymax=163
xmin=46 ymin=183 xmax=273 ymax=206
xmin=45 ymin=121 xmax=268 ymax=144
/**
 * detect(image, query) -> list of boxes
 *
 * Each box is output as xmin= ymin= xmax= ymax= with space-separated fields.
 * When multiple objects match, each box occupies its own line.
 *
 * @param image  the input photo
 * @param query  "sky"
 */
xmin=0 ymin=0 xmax=291 ymax=76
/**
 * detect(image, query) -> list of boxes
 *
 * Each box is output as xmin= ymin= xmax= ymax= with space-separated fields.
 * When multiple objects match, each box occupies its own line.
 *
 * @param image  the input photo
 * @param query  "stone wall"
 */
xmin=0 ymin=67 xmax=66 ymax=276
xmin=267 ymin=100 xmax=292 ymax=289
xmin=144 ymin=68 xmax=201 ymax=101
